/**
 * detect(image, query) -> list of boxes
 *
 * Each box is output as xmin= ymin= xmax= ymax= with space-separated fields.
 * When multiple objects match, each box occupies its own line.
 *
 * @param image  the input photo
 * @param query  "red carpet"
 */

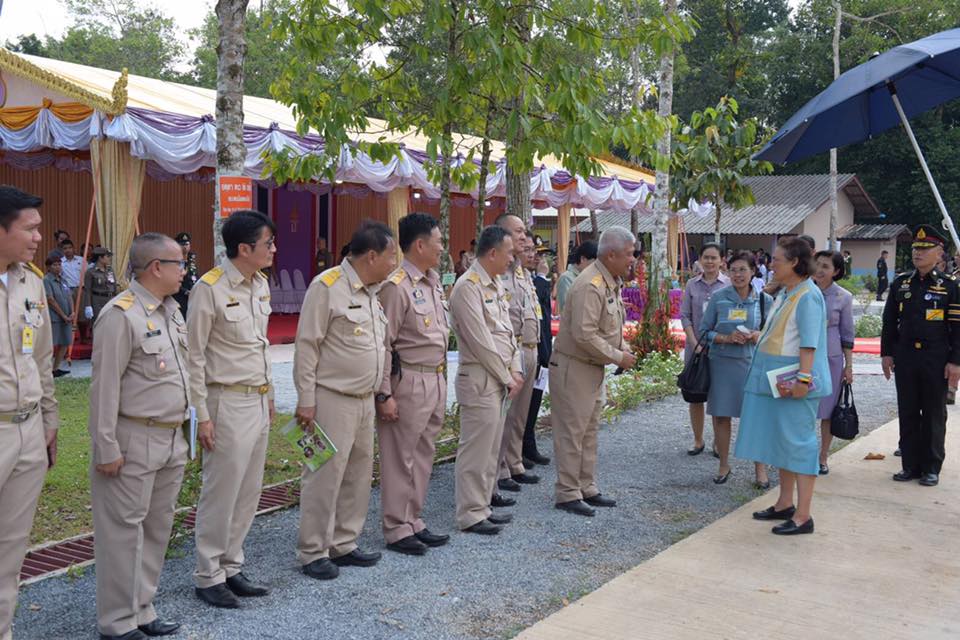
xmin=68 ymin=313 xmax=301 ymax=361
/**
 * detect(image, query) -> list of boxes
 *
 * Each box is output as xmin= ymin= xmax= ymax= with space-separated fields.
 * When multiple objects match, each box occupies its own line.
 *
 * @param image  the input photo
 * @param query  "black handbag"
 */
xmin=830 ymin=380 xmax=859 ymax=440
xmin=677 ymin=332 xmax=710 ymax=403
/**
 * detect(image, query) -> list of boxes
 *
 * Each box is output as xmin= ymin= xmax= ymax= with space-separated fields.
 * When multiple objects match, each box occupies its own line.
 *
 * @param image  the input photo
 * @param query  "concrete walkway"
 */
xmin=516 ymin=413 xmax=960 ymax=640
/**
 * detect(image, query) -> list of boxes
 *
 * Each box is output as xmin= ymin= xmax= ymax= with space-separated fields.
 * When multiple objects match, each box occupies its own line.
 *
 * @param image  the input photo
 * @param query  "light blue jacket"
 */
xmin=700 ymin=285 xmax=773 ymax=360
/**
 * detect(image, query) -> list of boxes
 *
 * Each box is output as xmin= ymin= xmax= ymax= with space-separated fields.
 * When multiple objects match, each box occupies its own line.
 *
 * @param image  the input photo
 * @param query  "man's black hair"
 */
xmin=476 ymin=225 xmax=509 ymax=257
xmin=398 ymin=212 xmax=438 ymax=253
xmin=0 ymin=185 xmax=42 ymax=231
xmin=349 ymin=220 xmax=394 ymax=256
xmin=222 ymin=210 xmax=276 ymax=259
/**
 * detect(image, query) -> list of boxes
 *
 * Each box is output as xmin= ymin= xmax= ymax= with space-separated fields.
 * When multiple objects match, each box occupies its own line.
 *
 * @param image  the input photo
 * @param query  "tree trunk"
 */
xmin=714 ymin=199 xmax=722 ymax=243
xmin=476 ymin=105 xmax=494 ymax=241
xmin=829 ymin=0 xmax=842 ymax=250
xmin=505 ymin=5 xmax=532 ymax=226
xmin=590 ymin=209 xmax=599 ymax=237
xmin=214 ymin=0 xmax=250 ymax=263
xmin=438 ymin=1 xmax=457 ymax=277
xmin=651 ymin=0 xmax=677 ymax=279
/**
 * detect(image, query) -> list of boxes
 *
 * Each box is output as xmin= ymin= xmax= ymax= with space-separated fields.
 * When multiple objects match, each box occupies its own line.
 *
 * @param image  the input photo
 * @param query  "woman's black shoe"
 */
xmin=771 ymin=517 xmax=814 ymax=535
xmin=713 ymin=469 xmax=732 ymax=485
xmin=752 ymin=505 xmax=796 ymax=521
xmin=687 ymin=444 xmax=705 ymax=456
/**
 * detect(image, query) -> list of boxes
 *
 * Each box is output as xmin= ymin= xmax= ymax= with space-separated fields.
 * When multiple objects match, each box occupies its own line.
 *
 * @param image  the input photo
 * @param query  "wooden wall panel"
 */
xmin=333 ymin=192 xmax=387 ymax=254
xmin=138 ymin=177 xmax=216 ymax=271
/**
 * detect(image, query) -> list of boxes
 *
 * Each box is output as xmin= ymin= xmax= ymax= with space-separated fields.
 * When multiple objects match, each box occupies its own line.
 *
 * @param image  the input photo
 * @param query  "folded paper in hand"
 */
xmin=280 ymin=418 xmax=338 ymax=472
xmin=767 ymin=364 xmax=817 ymax=398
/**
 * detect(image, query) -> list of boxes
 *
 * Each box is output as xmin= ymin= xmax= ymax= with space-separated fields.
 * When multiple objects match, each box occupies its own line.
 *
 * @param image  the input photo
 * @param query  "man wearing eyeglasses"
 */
xmin=188 ymin=210 xmax=277 ymax=609
xmin=89 ymin=233 xmax=190 ymax=640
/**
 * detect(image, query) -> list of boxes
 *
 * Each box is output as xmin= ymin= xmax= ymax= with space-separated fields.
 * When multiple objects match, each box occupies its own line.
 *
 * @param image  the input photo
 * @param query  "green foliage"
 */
xmin=11 ymin=0 xmax=186 ymax=81
xmin=837 ymin=275 xmax=864 ymax=295
xmin=671 ymin=96 xmax=773 ymax=240
xmin=855 ymin=314 xmax=882 ymax=338
xmin=602 ymin=352 xmax=683 ymax=423
xmin=860 ymin=274 xmax=878 ymax=293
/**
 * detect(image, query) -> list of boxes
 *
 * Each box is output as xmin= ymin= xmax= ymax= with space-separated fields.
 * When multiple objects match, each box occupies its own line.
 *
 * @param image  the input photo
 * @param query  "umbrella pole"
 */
xmin=888 ymin=85 xmax=960 ymax=249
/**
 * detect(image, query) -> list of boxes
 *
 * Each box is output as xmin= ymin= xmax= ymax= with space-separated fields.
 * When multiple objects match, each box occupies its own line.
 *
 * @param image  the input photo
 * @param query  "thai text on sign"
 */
xmin=218 ymin=176 xmax=253 ymax=218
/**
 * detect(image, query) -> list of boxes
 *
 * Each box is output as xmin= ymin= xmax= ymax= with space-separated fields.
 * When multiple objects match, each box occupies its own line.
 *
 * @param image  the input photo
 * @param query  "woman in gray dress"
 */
xmin=700 ymin=252 xmax=773 ymax=486
xmin=813 ymin=251 xmax=855 ymax=475
xmin=680 ymin=243 xmax=729 ymax=455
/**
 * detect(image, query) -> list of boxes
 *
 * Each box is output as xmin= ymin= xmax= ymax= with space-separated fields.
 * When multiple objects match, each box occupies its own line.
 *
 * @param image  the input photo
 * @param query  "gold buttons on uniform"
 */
xmin=425 ymin=317 xmax=432 ymax=327
xmin=354 ymin=327 xmax=363 ymax=336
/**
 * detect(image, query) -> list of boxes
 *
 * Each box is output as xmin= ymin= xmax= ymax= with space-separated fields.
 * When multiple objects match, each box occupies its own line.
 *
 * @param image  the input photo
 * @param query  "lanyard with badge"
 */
xmin=22 ymin=299 xmax=40 ymax=354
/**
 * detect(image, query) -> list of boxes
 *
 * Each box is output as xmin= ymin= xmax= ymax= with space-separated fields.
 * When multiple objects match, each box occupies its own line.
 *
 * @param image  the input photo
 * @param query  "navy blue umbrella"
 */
xmin=756 ymin=28 xmax=960 ymax=246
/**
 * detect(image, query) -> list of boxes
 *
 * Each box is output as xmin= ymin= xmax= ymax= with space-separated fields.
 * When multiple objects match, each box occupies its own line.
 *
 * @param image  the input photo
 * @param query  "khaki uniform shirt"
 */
xmin=499 ymin=259 xmax=539 ymax=346
xmin=88 ymin=280 xmax=190 ymax=464
xmin=378 ymin=259 xmax=449 ymax=396
xmin=82 ymin=265 xmax=118 ymax=314
xmin=449 ymin=261 xmax=521 ymax=386
xmin=294 ymin=259 xmax=387 ymax=406
xmin=553 ymin=260 xmax=626 ymax=366
xmin=0 ymin=263 xmax=58 ymax=430
xmin=187 ymin=259 xmax=272 ymax=422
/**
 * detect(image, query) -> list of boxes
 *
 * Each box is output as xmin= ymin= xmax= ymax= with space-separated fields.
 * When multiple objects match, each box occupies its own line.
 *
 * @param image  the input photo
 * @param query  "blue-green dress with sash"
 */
xmin=734 ymin=279 xmax=831 ymax=475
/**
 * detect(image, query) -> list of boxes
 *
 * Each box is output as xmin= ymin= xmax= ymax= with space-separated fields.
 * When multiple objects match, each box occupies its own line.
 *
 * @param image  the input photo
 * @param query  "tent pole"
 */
xmin=888 ymin=83 xmax=960 ymax=249
xmin=67 ymin=190 xmax=98 ymax=363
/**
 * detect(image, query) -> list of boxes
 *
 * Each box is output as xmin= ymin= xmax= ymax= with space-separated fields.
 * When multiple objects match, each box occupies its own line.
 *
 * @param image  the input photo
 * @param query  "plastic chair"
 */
xmin=291 ymin=269 xmax=307 ymax=310
xmin=279 ymin=269 xmax=295 ymax=313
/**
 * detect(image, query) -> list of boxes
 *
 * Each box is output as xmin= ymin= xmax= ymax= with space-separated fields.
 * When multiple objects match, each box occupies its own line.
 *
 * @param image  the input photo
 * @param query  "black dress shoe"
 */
xmin=487 ymin=513 xmax=513 ymax=525
xmin=687 ymin=444 xmax=705 ymax=456
xmin=772 ymin=517 xmax=814 ymax=535
xmin=919 ymin=473 xmax=939 ymax=487
xmin=752 ymin=505 xmax=796 ymax=521
xmin=463 ymin=519 xmax=501 ymax=535
xmin=523 ymin=451 xmax=551 ymax=466
xmin=490 ymin=493 xmax=516 ymax=507
xmin=713 ymin=469 xmax=732 ymax=485
xmin=498 ymin=477 xmax=522 ymax=492
xmin=225 ymin=572 xmax=269 ymax=597
xmin=195 ymin=583 xmax=240 ymax=609
xmin=892 ymin=470 xmax=921 ymax=482
xmin=512 ymin=472 xmax=540 ymax=484
xmin=583 ymin=493 xmax=617 ymax=507
xmin=137 ymin=619 xmax=181 ymax=636
xmin=302 ymin=558 xmax=339 ymax=580
xmin=894 ymin=448 xmax=902 ymax=457
xmin=387 ymin=535 xmax=428 ymax=556
xmin=331 ymin=548 xmax=382 ymax=567
xmin=100 ymin=630 xmax=149 ymax=640
xmin=415 ymin=528 xmax=450 ymax=547
xmin=555 ymin=500 xmax=595 ymax=517
xmin=819 ymin=464 xmax=829 ymax=475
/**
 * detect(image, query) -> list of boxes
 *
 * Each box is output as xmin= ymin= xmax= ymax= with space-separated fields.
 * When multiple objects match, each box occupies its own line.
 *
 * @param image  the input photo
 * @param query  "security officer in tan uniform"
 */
xmin=188 ymin=210 xmax=276 ymax=608
xmin=494 ymin=214 xmax=541 ymax=492
xmin=0 ymin=186 xmax=58 ymax=640
xmin=376 ymin=213 xmax=450 ymax=556
xmin=450 ymin=225 xmax=523 ymax=535
xmin=550 ymin=226 xmax=637 ymax=517
xmin=89 ymin=233 xmax=190 ymax=640
xmin=295 ymin=221 xmax=396 ymax=579
xmin=83 ymin=247 xmax=118 ymax=324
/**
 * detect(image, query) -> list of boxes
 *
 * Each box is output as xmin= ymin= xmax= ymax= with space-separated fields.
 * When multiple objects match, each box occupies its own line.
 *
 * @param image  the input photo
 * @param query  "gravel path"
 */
xmin=16 ymin=357 xmax=899 ymax=640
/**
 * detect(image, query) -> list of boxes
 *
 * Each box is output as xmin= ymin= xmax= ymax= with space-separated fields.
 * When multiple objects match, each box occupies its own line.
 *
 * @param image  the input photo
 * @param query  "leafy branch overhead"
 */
xmin=671 ymin=96 xmax=772 ymax=241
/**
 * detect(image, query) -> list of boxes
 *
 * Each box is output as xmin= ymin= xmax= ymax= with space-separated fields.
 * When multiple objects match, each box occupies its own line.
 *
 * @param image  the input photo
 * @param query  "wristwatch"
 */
xmin=375 ymin=393 xmax=391 ymax=403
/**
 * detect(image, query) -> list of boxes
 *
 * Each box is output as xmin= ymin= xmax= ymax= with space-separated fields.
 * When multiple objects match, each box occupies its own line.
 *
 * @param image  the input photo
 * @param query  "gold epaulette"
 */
xmin=320 ymin=267 xmax=342 ymax=287
xmin=24 ymin=262 xmax=43 ymax=279
xmin=112 ymin=291 xmax=135 ymax=311
xmin=389 ymin=268 xmax=406 ymax=285
xmin=200 ymin=266 xmax=224 ymax=285
xmin=515 ymin=264 xmax=524 ymax=277
xmin=590 ymin=274 xmax=604 ymax=288
xmin=467 ymin=272 xmax=481 ymax=284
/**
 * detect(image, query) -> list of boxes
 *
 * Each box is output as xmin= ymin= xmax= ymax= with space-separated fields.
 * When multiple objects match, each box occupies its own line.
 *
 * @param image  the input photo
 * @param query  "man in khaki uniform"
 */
xmin=188 ymin=210 xmax=276 ymax=608
xmin=494 ymin=214 xmax=541 ymax=493
xmin=295 ymin=221 xmax=396 ymax=580
xmin=450 ymin=225 xmax=523 ymax=535
xmin=550 ymin=226 xmax=637 ymax=517
xmin=376 ymin=213 xmax=450 ymax=556
xmin=89 ymin=233 xmax=190 ymax=640
xmin=0 ymin=187 xmax=58 ymax=640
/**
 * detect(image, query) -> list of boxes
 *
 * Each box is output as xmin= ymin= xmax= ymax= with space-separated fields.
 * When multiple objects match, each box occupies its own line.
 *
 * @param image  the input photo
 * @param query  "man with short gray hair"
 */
xmin=549 ymin=225 xmax=636 ymax=517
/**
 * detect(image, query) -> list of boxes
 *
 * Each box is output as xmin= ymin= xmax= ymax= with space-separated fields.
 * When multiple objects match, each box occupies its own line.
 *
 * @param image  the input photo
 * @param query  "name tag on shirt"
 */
xmin=727 ymin=308 xmax=748 ymax=322
xmin=22 ymin=326 xmax=34 ymax=354
xmin=534 ymin=304 xmax=543 ymax=319
xmin=927 ymin=309 xmax=945 ymax=321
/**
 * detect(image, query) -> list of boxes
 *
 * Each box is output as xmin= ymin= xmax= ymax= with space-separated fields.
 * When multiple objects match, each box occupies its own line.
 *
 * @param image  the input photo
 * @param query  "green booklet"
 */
xmin=280 ymin=418 xmax=338 ymax=472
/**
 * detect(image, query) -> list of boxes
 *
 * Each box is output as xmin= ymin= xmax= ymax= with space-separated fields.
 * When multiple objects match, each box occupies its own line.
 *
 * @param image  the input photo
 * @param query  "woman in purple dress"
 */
xmin=812 ymin=251 xmax=855 ymax=475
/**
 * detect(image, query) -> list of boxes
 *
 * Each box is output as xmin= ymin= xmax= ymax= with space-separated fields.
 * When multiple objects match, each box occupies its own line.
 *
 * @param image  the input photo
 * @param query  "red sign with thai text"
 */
xmin=218 ymin=176 xmax=253 ymax=218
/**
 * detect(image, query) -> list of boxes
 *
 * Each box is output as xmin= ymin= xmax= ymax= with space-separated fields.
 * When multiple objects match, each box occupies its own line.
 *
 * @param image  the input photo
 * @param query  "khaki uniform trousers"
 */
xmin=0 ymin=413 xmax=46 ymax=640
xmin=298 ymin=386 xmax=375 ymax=564
xmin=499 ymin=346 xmax=538 ymax=479
xmin=92 ymin=419 xmax=187 ymax=636
xmin=377 ymin=370 xmax=446 ymax=544
xmin=454 ymin=364 xmax=507 ymax=530
xmin=193 ymin=388 xmax=270 ymax=588
xmin=549 ymin=353 xmax=604 ymax=503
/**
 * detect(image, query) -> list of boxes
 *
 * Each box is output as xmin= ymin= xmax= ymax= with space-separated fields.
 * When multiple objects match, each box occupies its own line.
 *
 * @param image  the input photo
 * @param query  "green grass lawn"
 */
xmin=31 ymin=377 xmax=301 ymax=546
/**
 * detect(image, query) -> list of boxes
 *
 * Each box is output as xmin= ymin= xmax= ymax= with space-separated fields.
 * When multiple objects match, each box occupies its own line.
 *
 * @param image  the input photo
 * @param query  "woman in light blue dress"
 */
xmin=735 ymin=237 xmax=831 ymax=536
xmin=699 ymin=252 xmax=773 ymax=487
